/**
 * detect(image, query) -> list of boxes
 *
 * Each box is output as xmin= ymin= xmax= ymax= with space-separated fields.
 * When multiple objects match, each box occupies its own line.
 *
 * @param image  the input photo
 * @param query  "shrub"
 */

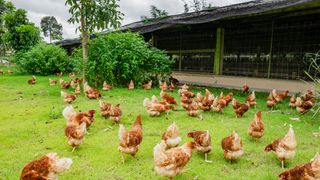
xmin=14 ymin=43 xmax=72 ymax=75
xmin=85 ymin=32 xmax=174 ymax=86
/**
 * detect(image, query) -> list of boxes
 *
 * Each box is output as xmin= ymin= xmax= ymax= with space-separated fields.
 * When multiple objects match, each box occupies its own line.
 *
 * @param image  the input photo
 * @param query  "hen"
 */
xmin=20 ymin=153 xmax=72 ymax=180
xmin=69 ymin=72 xmax=75 ymax=78
xmin=265 ymin=125 xmax=297 ymax=168
xmin=267 ymin=92 xmax=276 ymax=110
xmin=162 ymin=122 xmax=182 ymax=148
xmin=232 ymin=98 xmax=250 ymax=118
xmin=49 ymin=78 xmax=57 ymax=86
xmin=128 ymin=80 xmax=134 ymax=90
xmin=56 ymin=72 xmax=63 ymax=76
xmin=143 ymin=96 xmax=173 ymax=116
xmin=61 ymin=91 xmax=77 ymax=104
xmin=154 ymin=141 xmax=195 ymax=179
xmin=109 ymin=104 xmax=122 ymax=123
xmin=63 ymin=105 xmax=96 ymax=128
xmin=118 ymin=114 xmax=143 ymax=163
xmin=188 ymin=130 xmax=212 ymax=163
xmin=168 ymin=82 xmax=175 ymax=92
xmin=220 ymin=92 xmax=233 ymax=107
xmin=7 ymin=69 xmax=13 ymax=74
xmin=181 ymin=93 xmax=193 ymax=110
xmin=60 ymin=79 xmax=70 ymax=89
xmin=0 ymin=69 xmax=3 ymax=75
xmin=295 ymin=97 xmax=314 ymax=113
xmin=246 ymin=91 xmax=257 ymax=108
xmin=288 ymin=95 xmax=296 ymax=108
xmin=142 ymin=80 xmax=152 ymax=90
xmin=248 ymin=111 xmax=264 ymax=139
xmin=27 ymin=75 xmax=36 ymax=85
xmin=242 ymin=83 xmax=249 ymax=93
xmin=102 ymin=81 xmax=112 ymax=91
xmin=186 ymin=100 xmax=200 ymax=117
xmin=75 ymin=84 xmax=81 ymax=95
xmin=212 ymin=96 xmax=224 ymax=113
xmin=159 ymin=81 xmax=168 ymax=91
xmin=278 ymin=153 xmax=320 ymax=180
xmin=70 ymin=78 xmax=81 ymax=88
xmin=99 ymin=100 xmax=112 ymax=118
xmin=65 ymin=121 xmax=86 ymax=152
xmin=160 ymin=90 xmax=177 ymax=105
xmin=221 ymin=131 xmax=244 ymax=161
xmin=178 ymin=84 xmax=189 ymax=96
xmin=272 ymin=89 xmax=289 ymax=102
xmin=84 ymin=82 xmax=101 ymax=99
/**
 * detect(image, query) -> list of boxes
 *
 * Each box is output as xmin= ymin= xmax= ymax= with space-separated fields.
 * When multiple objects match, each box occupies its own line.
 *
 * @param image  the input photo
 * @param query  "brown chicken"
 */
xmin=246 ymin=91 xmax=257 ymax=108
xmin=49 ymin=78 xmax=57 ymax=86
xmin=248 ymin=111 xmax=264 ymax=139
xmin=178 ymin=84 xmax=189 ymax=96
xmin=60 ymin=79 xmax=70 ymax=89
xmin=159 ymin=81 xmax=168 ymax=91
xmin=242 ymin=83 xmax=249 ymax=93
xmin=109 ymin=104 xmax=122 ymax=123
xmin=61 ymin=91 xmax=77 ymax=104
xmin=65 ymin=121 xmax=86 ymax=152
xmin=295 ymin=97 xmax=314 ymax=113
xmin=99 ymin=100 xmax=112 ymax=118
xmin=212 ymin=96 xmax=224 ymax=113
xmin=84 ymin=82 xmax=101 ymax=99
xmin=69 ymin=72 xmax=75 ymax=78
xmin=303 ymin=90 xmax=316 ymax=102
xmin=75 ymin=84 xmax=81 ymax=95
xmin=7 ymin=70 xmax=13 ymax=74
xmin=162 ymin=122 xmax=181 ymax=148
xmin=118 ymin=114 xmax=143 ymax=163
xmin=265 ymin=125 xmax=297 ymax=168
xmin=267 ymin=92 xmax=276 ymax=110
xmin=142 ymin=80 xmax=152 ymax=90
xmin=232 ymin=98 xmax=250 ymax=118
xmin=272 ymin=89 xmax=289 ymax=102
xmin=20 ymin=153 xmax=72 ymax=180
xmin=188 ymin=130 xmax=212 ymax=163
xmin=220 ymin=92 xmax=233 ymax=106
xmin=186 ymin=99 xmax=200 ymax=117
xmin=102 ymin=81 xmax=112 ymax=91
xmin=180 ymin=90 xmax=195 ymax=98
xmin=27 ymin=75 xmax=36 ymax=85
xmin=128 ymin=80 xmax=134 ymax=90
xmin=160 ymin=90 xmax=177 ymax=105
xmin=154 ymin=141 xmax=195 ymax=179
xmin=181 ymin=94 xmax=193 ymax=110
xmin=288 ymin=95 xmax=296 ymax=108
xmin=278 ymin=153 xmax=320 ymax=180
xmin=143 ymin=96 xmax=173 ymax=116
xmin=168 ymin=82 xmax=175 ymax=92
xmin=0 ymin=69 xmax=3 ymax=75
xmin=56 ymin=72 xmax=63 ymax=76
xmin=221 ymin=131 xmax=244 ymax=161
xmin=70 ymin=78 xmax=80 ymax=88
xmin=63 ymin=105 xmax=96 ymax=128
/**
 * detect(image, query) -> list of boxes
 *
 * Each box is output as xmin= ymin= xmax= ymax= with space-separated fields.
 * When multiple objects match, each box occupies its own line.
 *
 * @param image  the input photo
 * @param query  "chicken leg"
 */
xmin=120 ymin=152 xmax=125 ymax=164
xmin=204 ymin=153 xmax=212 ymax=163
xmin=281 ymin=160 xmax=284 ymax=169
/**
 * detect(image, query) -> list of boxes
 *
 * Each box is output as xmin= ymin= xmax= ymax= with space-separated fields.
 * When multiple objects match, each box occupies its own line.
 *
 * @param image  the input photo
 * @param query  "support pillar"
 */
xmin=214 ymin=27 xmax=224 ymax=75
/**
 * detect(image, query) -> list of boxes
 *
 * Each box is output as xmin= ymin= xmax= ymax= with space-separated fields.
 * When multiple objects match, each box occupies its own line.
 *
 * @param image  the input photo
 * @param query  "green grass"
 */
xmin=0 ymin=71 xmax=319 ymax=180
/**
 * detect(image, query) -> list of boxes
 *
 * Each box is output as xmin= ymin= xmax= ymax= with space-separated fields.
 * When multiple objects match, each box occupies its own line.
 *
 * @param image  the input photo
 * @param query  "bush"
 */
xmin=14 ymin=43 xmax=72 ymax=75
xmin=85 ymin=32 xmax=174 ymax=86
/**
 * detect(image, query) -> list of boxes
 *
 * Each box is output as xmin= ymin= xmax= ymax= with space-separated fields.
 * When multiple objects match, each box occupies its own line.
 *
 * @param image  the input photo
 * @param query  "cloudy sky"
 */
xmin=11 ymin=0 xmax=251 ymax=41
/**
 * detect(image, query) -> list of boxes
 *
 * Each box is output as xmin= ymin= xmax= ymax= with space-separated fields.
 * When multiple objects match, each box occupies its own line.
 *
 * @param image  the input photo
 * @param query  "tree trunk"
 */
xmin=82 ymin=31 xmax=88 ymax=83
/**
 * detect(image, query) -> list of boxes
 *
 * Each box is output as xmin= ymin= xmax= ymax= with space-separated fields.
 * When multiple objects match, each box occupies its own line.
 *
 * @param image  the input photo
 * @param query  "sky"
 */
xmin=10 ymin=0 xmax=252 ymax=41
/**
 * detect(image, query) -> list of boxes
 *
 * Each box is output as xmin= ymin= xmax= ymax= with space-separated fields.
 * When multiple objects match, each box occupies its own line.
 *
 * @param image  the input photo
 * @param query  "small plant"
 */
xmin=48 ymin=106 xmax=60 ymax=120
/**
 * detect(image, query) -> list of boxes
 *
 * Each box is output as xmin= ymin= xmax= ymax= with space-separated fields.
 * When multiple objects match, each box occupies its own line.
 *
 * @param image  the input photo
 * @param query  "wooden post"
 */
xmin=268 ymin=20 xmax=274 ymax=79
xmin=214 ymin=27 xmax=224 ymax=75
xmin=151 ymin=34 xmax=157 ymax=47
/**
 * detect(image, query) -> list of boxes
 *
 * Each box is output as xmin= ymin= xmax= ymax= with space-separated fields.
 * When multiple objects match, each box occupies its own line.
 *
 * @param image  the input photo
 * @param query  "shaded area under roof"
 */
xmin=56 ymin=0 xmax=319 ymax=47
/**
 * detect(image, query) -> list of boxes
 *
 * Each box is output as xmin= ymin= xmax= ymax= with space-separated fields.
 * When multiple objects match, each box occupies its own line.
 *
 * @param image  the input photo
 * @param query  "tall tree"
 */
xmin=65 ymin=0 xmax=123 ymax=83
xmin=182 ymin=0 xmax=214 ymax=13
xmin=40 ymin=16 xmax=63 ymax=43
xmin=141 ymin=5 xmax=168 ymax=22
xmin=0 ymin=0 xmax=15 ymax=52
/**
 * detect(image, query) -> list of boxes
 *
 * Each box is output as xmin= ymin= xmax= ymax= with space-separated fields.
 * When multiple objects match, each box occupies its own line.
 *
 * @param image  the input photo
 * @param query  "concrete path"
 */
xmin=172 ymin=72 xmax=314 ymax=94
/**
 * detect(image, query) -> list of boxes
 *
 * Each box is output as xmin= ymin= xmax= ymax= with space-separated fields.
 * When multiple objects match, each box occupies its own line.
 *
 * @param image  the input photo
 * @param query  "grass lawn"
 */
xmin=0 ymin=70 xmax=319 ymax=179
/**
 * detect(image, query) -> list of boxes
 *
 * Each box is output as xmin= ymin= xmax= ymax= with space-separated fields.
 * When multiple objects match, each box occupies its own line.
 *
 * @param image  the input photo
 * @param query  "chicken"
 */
xmin=109 ymin=104 xmax=122 ymax=123
xmin=142 ymin=80 xmax=152 ymax=90
xmin=20 ymin=153 xmax=72 ymax=180
xmin=118 ymin=114 xmax=143 ymax=163
xmin=160 ymin=90 xmax=177 ymax=105
xmin=169 ymin=76 xmax=179 ymax=85
xmin=60 ymin=79 xmax=70 ymax=89
xmin=180 ymin=91 xmax=195 ymax=98
xmin=143 ymin=96 xmax=173 ymax=116
xmin=99 ymin=100 xmax=112 ymax=118
xmin=61 ymin=91 xmax=77 ymax=104
xmin=220 ymin=92 xmax=233 ymax=106
xmin=186 ymin=100 xmax=200 ymax=117
xmin=295 ymin=97 xmax=314 ymax=113
xmin=128 ymin=80 xmax=134 ymax=90
xmin=246 ymin=91 xmax=257 ymax=108
xmin=168 ymin=82 xmax=175 ymax=92
xmin=221 ymin=131 xmax=244 ymax=161
xmin=62 ymin=105 xmax=96 ymax=128
xmin=288 ymin=95 xmax=296 ymax=108
xmin=102 ymin=81 xmax=112 ymax=91
xmin=188 ymin=130 xmax=212 ymax=163
xmin=242 ymin=83 xmax=249 ymax=93
xmin=265 ymin=125 xmax=297 ymax=168
xmin=84 ymin=82 xmax=101 ymax=99
xmin=75 ymin=84 xmax=81 ymax=95
xmin=178 ymin=84 xmax=189 ymax=96
xmin=267 ymin=92 xmax=276 ymax=110
xmin=70 ymin=78 xmax=80 ymax=88
xmin=7 ymin=70 xmax=13 ymax=74
xmin=272 ymin=89 xmax=289 ymax=102
xmin=278 ymin=153 xmax=320 ymax=180
xmin=27 ymin=75 xmax=36 ymax=85
xmin=303 ymin=90 xmax=316 ymax=102
xmin=181 ymin=94 xmax=193 ymax=110
xmin=69 ymin=72 xmax=75 ymax=78
xmin=0 ymin=69 xmax=3 ymax=75
xmin=56 ymin=72 xmax=63 ymax=76
xmin=162 ymin=122 xmax=181 ymax=148
xmin=154 ymin=141 xmax=195 ymax=179
xmin=65 ymin=121 xmax=86 ymax=152
xmin=159 ymin=81 xmax=168 ymax=91
xmin=197 ymin=90 xmax=215 ymax=111
xmin=232 ymin=98 xmax=250 ymax=118
xmin=49 ymin=78 xmax=57 ymax=86
xmin=212 ymin=97 xmax=224 ymax=113
xmin=248 ymin=111 xmax=264 ymax=139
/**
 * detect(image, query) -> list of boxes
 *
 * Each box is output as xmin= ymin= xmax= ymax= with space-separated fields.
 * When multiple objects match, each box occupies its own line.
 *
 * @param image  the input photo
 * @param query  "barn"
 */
xmin=57 ymin=0 xmax=320 ymax=92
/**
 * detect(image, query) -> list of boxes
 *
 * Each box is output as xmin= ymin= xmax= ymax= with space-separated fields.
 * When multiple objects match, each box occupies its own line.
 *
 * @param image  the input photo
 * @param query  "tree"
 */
xmin=182 ymin=0 xmax=214 ymax=13
xmin=0 ymin=0 xmax=15 ymax=53
xmin=141 ymin=5 xmax=168 ymax=22
xmin=65 ymin=0 xmax=123 ymax=83
xmin=40 ymin=16 xmax=63 ymax=43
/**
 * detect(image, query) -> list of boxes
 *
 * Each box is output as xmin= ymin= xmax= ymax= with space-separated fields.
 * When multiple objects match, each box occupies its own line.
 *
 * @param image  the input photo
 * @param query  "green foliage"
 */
xmin=141 ymin=5 xmax=168 ymax=23
xmin=84 ymin=32 xmax=173 ymax=86
xmin=40 ymin=16 xmax=63 ymax=43
xmin=14 ymin=43 xmax=72 ymax=75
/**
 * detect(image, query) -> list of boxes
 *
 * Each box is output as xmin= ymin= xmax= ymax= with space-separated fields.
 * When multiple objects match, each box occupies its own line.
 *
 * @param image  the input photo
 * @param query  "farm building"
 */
xmin=57 ymin=0 xmax=320 ymax=91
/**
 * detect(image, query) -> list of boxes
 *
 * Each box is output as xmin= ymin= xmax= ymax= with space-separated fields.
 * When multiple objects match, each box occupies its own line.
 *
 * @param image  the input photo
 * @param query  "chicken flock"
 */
xmin=18 ymin=74 xmax=319 ymax=180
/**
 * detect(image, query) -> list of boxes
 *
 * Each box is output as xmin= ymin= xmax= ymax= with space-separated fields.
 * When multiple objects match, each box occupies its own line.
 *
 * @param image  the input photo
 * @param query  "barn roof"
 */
xmin=56 ymin=0 xmax=319 ymax=47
